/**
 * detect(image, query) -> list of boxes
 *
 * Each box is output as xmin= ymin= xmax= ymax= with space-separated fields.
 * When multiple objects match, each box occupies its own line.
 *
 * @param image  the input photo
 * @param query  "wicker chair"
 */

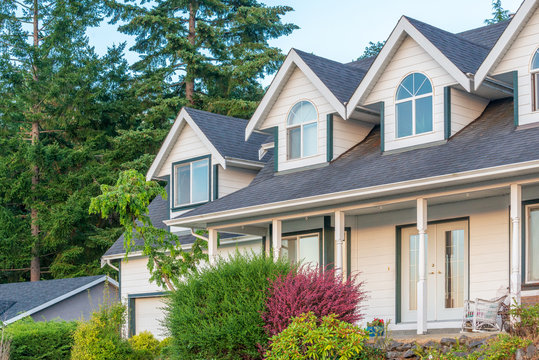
xmin=461 ymin=295 xmax=507 ymax=332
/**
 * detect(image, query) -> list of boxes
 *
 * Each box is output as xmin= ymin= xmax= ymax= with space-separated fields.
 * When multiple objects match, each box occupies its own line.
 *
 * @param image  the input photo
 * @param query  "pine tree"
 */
xmin=357 ymin=41 xmax=386 ymax=60
xmin=106 ymin=0 xmax=298 ymax=120
xmin=485 ymin=0 xmax=511 ymax=24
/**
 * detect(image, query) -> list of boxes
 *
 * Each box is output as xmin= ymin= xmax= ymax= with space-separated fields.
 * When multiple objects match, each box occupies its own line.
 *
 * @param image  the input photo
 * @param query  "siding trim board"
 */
xmin=522 ymin=199 xmax=539 ymax=290
xmin=170 ymin=155 xmax=212 ymax=212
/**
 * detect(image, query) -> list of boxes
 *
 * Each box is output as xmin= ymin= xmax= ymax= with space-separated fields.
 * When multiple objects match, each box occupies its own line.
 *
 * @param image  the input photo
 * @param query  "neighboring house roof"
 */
xmin=146 ymin=107 xmax=270 ymax=181
xmin=175 ymin=99 xmax=539 ymax=224
xmin=0 ymin=275 xmax=117 ymax=325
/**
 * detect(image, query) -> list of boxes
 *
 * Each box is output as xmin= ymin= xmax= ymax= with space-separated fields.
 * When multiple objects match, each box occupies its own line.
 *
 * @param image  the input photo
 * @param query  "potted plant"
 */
xmin=366 ymin=318 xmax=384 ymax=337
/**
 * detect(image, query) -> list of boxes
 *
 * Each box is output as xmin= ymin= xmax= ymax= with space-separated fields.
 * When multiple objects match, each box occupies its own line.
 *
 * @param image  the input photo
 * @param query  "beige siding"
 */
xmin=135 ymin=297 xmax=167 ymax=340
xmin=450 ymin=89 xmax=489 ymax=135
xmin=350 ymin=196 xmax=509 ymax=326
xmin=259 ymin=67 xmax=330 ymax=171
xmin=492 ymin=7 xmax=539 ymax=126
xmin=218 ymin=166 xmax=258 ymax=198
xmin=157 ymin=123 xmax=211 ymax=178
xmin=333 ymin=116 xmax=373 ymax=158
xmin=364 ymin=36 xmax=458 ymax=151
xmin=121 ymin=258 xmax=163 ymax=298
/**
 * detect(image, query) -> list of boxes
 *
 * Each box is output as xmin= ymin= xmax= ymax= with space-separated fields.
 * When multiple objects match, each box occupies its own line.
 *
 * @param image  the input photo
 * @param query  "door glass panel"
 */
xmin=445 ymin=230 xmax=465 ymax=308
xmin=529 ymin=208 xmax=539 ymax=282
xmin=408 ymin=234 xmax=427 ymax=311
xmin=299 ymin=235 xmax=319 ymax=267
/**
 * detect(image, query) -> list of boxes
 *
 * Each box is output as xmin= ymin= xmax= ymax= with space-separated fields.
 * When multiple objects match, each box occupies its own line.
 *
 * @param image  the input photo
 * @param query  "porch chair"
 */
xmin=461 ymin=295 xmax=507 ymax=333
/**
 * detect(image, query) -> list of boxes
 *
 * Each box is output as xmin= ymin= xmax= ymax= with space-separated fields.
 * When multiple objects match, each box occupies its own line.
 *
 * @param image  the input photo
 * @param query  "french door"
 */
xmin=401 ymin=220 xmax=468 ymax=322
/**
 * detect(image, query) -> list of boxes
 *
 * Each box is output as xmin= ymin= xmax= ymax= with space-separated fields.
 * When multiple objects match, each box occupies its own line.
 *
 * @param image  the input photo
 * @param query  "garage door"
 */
xmin=134 ymin=297 xmax=166 ymax=339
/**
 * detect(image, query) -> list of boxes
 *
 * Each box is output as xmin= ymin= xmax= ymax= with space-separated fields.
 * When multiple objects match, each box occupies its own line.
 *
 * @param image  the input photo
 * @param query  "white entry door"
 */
xmin=401 ymin=220 xmax=468 ymax=323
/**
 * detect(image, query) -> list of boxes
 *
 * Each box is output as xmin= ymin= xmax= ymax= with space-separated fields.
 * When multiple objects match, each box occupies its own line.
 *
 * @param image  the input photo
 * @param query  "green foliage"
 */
xmin=357 ymin=41 xmax=385 ymax=60
xmin=129 ymin=331 xmax=161 ymax=359
xmin=265 ymin=312 xmax=369 ymax=360
xmin=71 ymin=302 xmax=134 ymax=360
xmin=165 ymin=252 xmax=292 ymax=360
xmin=510 ymin=302 xmax=539 ymax=340
xmin=90 ymin=169 xmax=207 ymax=290
xmin=485 ymin=0 xmax=511 ymax=24
xmin=5 ymin=318 xmax=77 ymax=360
xmin=419 ymin=334 xmax=531 ymax=360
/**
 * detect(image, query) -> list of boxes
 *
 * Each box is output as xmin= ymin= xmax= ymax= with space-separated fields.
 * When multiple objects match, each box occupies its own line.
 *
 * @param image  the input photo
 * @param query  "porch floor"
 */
xmin=388 ymin=329 xmax=500 ymax=344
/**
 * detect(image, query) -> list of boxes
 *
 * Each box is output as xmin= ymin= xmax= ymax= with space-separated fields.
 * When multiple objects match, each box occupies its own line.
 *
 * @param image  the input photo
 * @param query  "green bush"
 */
xmin=510 ymin=302 xmax=539 ymax=340
xmin=5 ymin=318 xmax=77 ymax=360
xmin=129 ymin=331 xmax=161 ymax=358
xmin=165 ymin=251 xmax=292 ymax=360
xmin=265 ymin=312 xmax=370 ymax=360
xmin=71 ymin=302 xmax=136 ymax=360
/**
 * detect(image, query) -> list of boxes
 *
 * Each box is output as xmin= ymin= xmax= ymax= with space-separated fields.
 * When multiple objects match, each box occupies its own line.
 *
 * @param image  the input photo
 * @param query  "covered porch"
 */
xmin=170 ymin=175 xmax=539 ymax=335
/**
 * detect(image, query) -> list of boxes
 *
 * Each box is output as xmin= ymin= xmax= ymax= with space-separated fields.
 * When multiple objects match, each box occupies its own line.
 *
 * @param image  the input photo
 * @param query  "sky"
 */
xmin=86 ymin=0 xmax=524 ymax=85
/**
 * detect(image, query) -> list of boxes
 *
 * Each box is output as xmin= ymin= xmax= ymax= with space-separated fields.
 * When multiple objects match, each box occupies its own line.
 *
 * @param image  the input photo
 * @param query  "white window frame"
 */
xmin=525 ymin=203 xmax=539 ymax=284
xmin=286 ymin=100 xmax=318 ymax=160
xmin=395 ymin=73 xmax=434 ymax=139
xmin=282 ymin=233 xmax=321 ymax=265
xmin=172 ymin=157 xmax=210 ymax=209
xmin=531 ymin=49 xmax=539 ymax=112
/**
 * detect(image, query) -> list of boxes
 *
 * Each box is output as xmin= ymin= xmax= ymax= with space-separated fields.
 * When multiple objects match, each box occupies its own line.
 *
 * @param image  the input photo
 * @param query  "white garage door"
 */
xmin=135 ymin=297 xmax=167 ymax=339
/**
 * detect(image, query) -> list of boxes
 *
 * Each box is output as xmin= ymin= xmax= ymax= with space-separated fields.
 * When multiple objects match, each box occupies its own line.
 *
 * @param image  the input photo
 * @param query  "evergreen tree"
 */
xmin=357 ymin=41 xmax=385 ymax=60
xmin=485 ymin=0 xmax=511 ymax=24
xmin=106 ymin=0 xmax=298 ymax=120
xmin=0 ymin=0 xmax=161 ymax=282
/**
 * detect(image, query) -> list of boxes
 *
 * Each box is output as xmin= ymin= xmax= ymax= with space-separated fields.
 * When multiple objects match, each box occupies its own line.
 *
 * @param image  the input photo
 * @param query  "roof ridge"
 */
xmin=404 ymin=16 xmax=491 ymax=50
xmin=184 ymin=107 xmax=249 ymax=123
xmin=292 ymin=48 xmax=366 ymax=74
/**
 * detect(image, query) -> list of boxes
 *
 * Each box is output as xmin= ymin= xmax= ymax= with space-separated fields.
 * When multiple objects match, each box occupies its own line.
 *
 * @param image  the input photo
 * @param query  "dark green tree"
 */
xmin=357 ymin=41 xmax=385 ymax=60
xmin=485 ymin=0 xmax=511 ymax=24
xmin=106 ymin=0 xmax=298 ymax=120
xmin=0 ymin=0 xmax=162 ymax=282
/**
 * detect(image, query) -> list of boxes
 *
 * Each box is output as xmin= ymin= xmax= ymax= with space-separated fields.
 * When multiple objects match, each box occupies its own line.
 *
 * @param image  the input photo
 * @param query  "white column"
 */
xmin=208 ymin=228 xmax=218 ymax=265
xmin=510 ymin=184 xmax=522 ymax=307
xmin=272 ymin=219 xmax=282 ymax=261
xmin=417 ymin=198 xmax=428 ymax=335
xmin=335 ymin=211 xmax=345 ymax=278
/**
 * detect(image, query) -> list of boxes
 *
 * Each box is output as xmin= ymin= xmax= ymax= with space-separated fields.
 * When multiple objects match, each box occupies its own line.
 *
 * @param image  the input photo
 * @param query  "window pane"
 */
xmin=415 ymin=96 xmax=433 ymax=134
xmin=529 ymin=208 xmax=539 ymax=282
xmin=288 ymin=101 xmax=317 ymax=125
xmin=176 ymin=164 xmax=190 ymax=205
xmin=415 ymin=74 xmax=432 ymax=96
xmin=532 ymin=49 xmax=539 ymax=70
xmin=534 ymin=73 xmax=539 ymax=111
xmin=299 ymin=235 xmax=319 ymax=267
xmin=396 ymin=74 xmax=414 ymax=100
xmin=302 ymin=122 xmax=317 ymax=157
xmin=397 ymin=101 xmax=413 ymax=137
xmin=445 ymin=230 xmax=465 ymax=309
xmin=288 ymin=127 xmax=301 ymax=159
xmin=191 ymin=159 xmax=209 ymax=203
xmin=282 ymin=239 xmax=297 ymax=264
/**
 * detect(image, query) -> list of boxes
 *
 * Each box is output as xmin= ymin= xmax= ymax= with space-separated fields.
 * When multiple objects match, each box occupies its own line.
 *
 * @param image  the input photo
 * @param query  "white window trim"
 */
xmin=282 ymin=233 xmax=321 ymax=265
xmin=173 ymin=158 xmax=210 ymax=209
xmin=525 ymin=203 xmax=539 ymax=285
xmin=395 ymin=74 xmax=434 ymax=139
xmin=531 ymin=49 xmax=539 ymax=113
xmin=286 ymin=101 xmax=319 ymax=160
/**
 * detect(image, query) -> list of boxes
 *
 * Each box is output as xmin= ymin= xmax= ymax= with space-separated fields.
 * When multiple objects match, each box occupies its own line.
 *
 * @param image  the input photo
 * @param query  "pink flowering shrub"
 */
xmin=261 ymin=267 xmax=366 ymax=338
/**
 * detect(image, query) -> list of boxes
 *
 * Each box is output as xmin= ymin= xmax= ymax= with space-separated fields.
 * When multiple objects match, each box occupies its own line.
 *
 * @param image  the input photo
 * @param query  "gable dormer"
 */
xmin=475 ymin=0 xmax=539 ymax=127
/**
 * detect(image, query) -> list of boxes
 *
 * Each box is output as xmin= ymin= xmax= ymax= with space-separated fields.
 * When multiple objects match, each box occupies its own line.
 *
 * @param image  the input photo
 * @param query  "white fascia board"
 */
xmin=225 ymin=157 xmax=265 ymax=170
xmin=146 ymin=108 xmax=227 ymax=181
xmin=474 ymin=0 xmax=538 ymax=90
xmin=4 ymin=276 xmax=118 ymax=325
xmin=246 ymin=50 xmax=346 ymax=140
xmin=346 ymin=17 xmax=472 ymax=115
xmin=166 ymin=159 xmax=539 ymax=227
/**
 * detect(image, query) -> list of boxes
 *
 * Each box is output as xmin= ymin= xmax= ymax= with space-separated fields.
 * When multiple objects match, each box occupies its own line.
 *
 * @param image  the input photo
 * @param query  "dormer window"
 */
xmin=172 ymin=156 xmax=210 ymax=209
xmin=532 ymin=49 xmax=539 ymax=111
xmin=287 ymin=101 xmax=318 ymax=159
xmin=395 ymin=73 xmax=433 ymax=138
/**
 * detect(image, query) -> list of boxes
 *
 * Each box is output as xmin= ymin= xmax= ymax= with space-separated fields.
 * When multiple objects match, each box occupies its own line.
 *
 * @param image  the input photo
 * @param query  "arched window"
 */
xmin=395 ymin=73 xmax=433 ymax=138
xmin=287 ymin=101 xmax=318 ymax=159
xmin=532 ymin=49 xmax=539 ymax=111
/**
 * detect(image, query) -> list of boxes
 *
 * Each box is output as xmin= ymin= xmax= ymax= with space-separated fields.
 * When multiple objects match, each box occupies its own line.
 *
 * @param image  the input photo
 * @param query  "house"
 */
xmin=101 ymin=107 xmax=271 ymax=338
xmin=0 ymin=275 xmax=118 ymax=325
xmin=162 ymin=0 xmax=539 ymax=336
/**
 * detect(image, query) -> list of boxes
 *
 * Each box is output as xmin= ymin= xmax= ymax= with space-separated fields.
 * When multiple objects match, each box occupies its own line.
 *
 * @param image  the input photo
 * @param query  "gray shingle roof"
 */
xmin=0 ymin=276 xmax=108 ymax=322
xmin=457 ymin=20 xmax=510 ymax=50
xmin=179 ymin=99 xmax=539 ymax=219
xmin=293 ymin=49 xmax=367 ymax=104
xmin=184 ymin=107 xmax=270 ymax=163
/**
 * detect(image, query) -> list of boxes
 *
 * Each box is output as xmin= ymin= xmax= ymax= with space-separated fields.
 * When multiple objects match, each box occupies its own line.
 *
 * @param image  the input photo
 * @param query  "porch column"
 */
xmin=335 ymin=210 xmax=345 ymax=278
xmin=272 ymin=219 xmax=282 ymax=261
xmin=510 ymin=184 xmax=522 ymax=307
xmin=208 ymin=228 xmax=218 ymax=265
xmin=417 ymin=198 xmax=428 ymax=335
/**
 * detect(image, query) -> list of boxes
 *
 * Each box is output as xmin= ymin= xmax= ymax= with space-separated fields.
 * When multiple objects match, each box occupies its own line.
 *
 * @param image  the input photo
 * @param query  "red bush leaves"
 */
xmin=261 ymin=267 xmax=367 ymax=337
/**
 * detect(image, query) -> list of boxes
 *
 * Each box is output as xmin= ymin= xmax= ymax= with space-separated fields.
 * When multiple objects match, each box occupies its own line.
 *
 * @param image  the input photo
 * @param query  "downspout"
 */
xmin=191 ymin=229 xmax=209 ymax=242
xmin=103 ymin=258 xmax=119 ymax=272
